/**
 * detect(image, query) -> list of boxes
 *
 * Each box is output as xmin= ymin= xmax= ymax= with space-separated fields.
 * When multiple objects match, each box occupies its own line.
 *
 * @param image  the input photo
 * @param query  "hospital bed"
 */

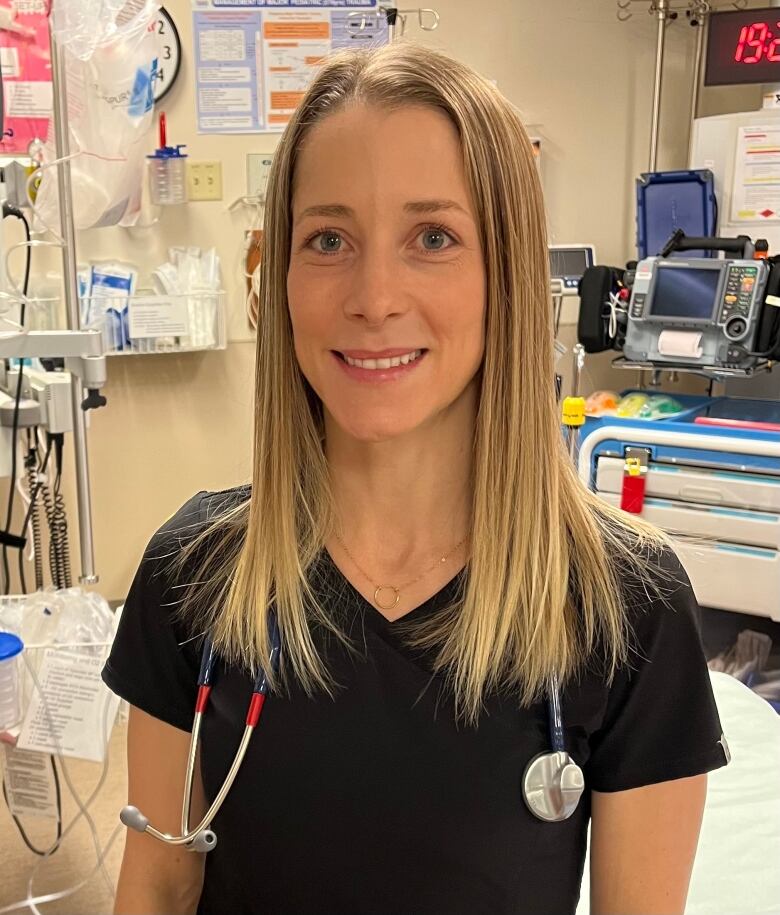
xmin=576 ymin=671 xmax=780 ymax=914
xmin=578 ymin=397 xmax=780 ymax=622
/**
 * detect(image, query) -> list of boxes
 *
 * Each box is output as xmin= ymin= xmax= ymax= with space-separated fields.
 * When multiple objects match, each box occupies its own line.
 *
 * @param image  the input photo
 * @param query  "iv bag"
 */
xmin=36 ymin=0 xmax=158 ymax=230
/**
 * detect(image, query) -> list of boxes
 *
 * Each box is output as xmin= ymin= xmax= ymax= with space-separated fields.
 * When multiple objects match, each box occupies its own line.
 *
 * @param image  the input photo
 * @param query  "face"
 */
xmin=287 ymin=103 xmax=486 ymax=444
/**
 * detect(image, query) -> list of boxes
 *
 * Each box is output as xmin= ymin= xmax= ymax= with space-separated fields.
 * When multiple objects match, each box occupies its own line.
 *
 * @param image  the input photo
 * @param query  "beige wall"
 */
xmin=3 ymin=0 xmax=764 ymax=600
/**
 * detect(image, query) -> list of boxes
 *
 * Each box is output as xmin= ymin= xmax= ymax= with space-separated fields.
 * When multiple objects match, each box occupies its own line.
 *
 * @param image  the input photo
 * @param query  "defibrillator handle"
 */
xmin=659 ymin=229 xmax=756 ymax=260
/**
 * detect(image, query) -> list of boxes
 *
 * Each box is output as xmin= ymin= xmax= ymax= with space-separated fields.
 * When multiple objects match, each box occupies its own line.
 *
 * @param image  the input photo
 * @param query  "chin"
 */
xmin=330 ymin=408 xmax=425 ymax=444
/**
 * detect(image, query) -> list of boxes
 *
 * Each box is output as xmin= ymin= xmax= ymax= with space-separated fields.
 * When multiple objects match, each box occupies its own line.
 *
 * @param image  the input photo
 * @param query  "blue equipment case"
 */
xmin=636 ymin=169 xmax=717 ymax=259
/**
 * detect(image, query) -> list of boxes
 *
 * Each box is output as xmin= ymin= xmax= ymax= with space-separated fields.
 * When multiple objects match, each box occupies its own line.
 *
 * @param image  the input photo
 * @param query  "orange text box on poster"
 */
xmin=270 ymin=92 xmax=306 ymax=109
xmin=264 ymin=22 xmax=330 ymax=39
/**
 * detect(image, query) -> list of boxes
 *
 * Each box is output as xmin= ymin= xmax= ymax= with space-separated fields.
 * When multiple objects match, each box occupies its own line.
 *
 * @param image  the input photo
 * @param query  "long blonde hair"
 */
xmin=176 ymin=42 xmax=666 ymax=721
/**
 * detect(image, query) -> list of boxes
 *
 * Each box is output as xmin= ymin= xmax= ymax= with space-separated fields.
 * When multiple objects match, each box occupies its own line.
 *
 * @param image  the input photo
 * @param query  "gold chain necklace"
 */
xmin=333 ymin=532 xmax=469 ymax=612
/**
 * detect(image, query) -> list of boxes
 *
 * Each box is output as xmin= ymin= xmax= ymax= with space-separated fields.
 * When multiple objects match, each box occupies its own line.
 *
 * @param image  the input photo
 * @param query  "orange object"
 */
xmin=246 ymin=229 xmax=263 ymax=330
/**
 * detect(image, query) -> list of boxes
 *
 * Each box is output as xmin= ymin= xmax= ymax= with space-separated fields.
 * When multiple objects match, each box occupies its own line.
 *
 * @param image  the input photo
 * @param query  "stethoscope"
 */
xmin=120 ymin=613 xmax=584 ymax=852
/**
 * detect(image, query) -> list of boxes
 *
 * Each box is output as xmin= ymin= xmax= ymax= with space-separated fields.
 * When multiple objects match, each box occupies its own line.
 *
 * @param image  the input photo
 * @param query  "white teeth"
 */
xmin=344 ymin=349 xmax=422 ymax=369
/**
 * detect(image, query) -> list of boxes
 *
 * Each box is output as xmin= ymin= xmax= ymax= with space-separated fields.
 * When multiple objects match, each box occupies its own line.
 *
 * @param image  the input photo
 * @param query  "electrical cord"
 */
xmin=19 ymin=437 xmax=52 ymax=553
xmin=1 ymin=205 xmax=32 ymax=595
xmin=19 ymin=436 xmax=52 ymax=594
xmin=2 ymin=755 xmax=62 ymax=856
xmin=41 ymin=437 xmax=71 ymax=590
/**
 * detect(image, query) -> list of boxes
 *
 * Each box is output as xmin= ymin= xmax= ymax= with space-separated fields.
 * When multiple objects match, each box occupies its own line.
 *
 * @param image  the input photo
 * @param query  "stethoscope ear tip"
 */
xmin=187 ymin=829 xmax=218 ymax=853
xmin=120 ymin=805 xmax=149 ymax=832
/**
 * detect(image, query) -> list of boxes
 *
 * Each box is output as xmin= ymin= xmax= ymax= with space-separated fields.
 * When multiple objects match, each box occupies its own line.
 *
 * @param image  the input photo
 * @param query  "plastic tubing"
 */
xmin=0 ymin=651 xmax=118 ymax=914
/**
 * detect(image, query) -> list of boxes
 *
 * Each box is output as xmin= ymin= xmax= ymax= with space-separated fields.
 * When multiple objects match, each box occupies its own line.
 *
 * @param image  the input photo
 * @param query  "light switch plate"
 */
xmin=187 ymin=161 xmax=223 ymax=201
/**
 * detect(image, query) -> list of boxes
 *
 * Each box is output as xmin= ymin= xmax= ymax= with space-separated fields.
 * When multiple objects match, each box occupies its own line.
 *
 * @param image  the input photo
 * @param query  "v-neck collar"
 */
xmin=320 ymin=548 xmax=467 ymax=634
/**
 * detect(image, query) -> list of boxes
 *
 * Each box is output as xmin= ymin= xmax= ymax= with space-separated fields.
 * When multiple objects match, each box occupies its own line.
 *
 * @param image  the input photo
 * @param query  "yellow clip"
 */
xmin=625 ymin=457 xmax=643 ymax=477
xmin=561 ymin=396 xmax=586 ymax=427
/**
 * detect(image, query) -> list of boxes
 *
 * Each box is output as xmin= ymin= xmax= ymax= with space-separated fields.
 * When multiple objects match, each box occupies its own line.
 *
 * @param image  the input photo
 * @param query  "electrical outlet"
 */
xmin=247 ymin=153 xmax=274 ymax=199
xmin=187 ymin=161 xmax=223 ymax=201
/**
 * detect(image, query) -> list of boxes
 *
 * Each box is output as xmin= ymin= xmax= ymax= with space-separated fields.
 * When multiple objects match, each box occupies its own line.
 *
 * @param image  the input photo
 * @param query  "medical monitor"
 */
xmin=648 ymin=265 xmax=722 ymax=321
xmin=548 ymin=245 xmax=595 ymax=294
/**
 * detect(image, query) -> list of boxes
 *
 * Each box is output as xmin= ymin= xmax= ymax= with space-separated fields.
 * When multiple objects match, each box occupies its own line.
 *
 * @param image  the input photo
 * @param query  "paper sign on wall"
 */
xmin=0 ymin=1 xmax=53 ymax=155
xmin=192 ymin=1 xmax=387 ymax=134
xmin=128 ymin=296 xmax=190 ymax=338
xmin=732 ymin=126 xmax=780 ymax=223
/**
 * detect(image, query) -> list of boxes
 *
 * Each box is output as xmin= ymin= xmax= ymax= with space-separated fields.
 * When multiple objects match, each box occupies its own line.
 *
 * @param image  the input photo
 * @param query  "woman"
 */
xmin=104 ymin=42 xmax=728 ymax=915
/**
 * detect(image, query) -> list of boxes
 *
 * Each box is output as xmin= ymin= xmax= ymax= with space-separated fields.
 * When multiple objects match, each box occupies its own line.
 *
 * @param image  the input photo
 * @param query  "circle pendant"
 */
xmin=374 ymin=585 xmax=400 ymax=611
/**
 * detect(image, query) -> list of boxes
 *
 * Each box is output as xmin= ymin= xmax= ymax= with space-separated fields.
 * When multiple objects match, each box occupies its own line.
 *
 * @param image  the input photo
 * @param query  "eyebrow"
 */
xmin=296 ymin=199 xmax=469 ymax=221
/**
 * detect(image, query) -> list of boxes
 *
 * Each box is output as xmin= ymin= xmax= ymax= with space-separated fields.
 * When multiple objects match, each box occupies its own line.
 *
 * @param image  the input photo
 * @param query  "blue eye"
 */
xmin=316 ymin=231 xmax=342 ymax=253
xmin=421 ymin=227 xmax=453 ymax=251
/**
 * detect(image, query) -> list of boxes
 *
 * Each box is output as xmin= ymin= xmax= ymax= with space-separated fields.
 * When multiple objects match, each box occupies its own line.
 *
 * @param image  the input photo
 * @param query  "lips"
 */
xmin=337 ymin=349 xmax=424 ymax=370
xmin=331 ymin=348 xmax=428 ymax=381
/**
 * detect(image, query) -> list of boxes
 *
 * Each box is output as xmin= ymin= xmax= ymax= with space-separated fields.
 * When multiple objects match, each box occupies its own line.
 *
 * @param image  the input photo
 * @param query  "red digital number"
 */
xmin=736 ymin=22 xmax=769 ymax=64
xmin=735 ymin=25 xmax=749 ymax=61
xmin=768 ymin=22 xmax=780 ymax=61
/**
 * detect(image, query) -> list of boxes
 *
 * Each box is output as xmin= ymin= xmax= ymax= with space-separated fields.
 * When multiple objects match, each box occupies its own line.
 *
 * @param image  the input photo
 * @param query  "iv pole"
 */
xmin=47 ymin=20 xmax=99 ymax=585
xmin=349 ymin=6 xmax=440 ymax=42
xmin=649 ymin=0 xmax=673 ymax=171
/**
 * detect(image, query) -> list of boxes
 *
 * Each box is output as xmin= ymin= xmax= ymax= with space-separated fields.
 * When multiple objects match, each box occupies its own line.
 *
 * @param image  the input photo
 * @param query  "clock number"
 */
xmin=157 ymin=18 xmax=166 ymax=35
xmin=163 ymin=45 xmax=172 ymax=60
xmin=736 ymin=22 xmax=768 ymax=64
xmin=768 ymin=22 xmax=780 ymax=62
xmin=735 ymin=25 xmax=749 ymax=61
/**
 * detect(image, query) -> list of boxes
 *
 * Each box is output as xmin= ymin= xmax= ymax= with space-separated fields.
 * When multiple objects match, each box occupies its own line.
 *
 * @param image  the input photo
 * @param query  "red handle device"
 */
xmin=620 ymin=473 xmax=647 ymax=513
xmin=620 ymin=449 xmax=649 ymax=514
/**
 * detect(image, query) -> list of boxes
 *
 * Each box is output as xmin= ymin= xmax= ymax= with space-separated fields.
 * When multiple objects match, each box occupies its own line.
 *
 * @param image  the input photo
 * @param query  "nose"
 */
xmin=343 ymin=240 xmax=408 ymax=327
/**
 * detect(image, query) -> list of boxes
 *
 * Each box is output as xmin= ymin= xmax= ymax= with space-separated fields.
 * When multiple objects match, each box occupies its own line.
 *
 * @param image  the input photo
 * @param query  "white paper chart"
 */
xmin=191 ymin=0 xmax=388 ymax=134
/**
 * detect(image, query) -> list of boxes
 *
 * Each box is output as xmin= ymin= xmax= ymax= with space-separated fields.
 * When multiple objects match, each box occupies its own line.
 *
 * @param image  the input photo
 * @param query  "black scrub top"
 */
xmin=103 ymin=488 xmax=728 ymax=915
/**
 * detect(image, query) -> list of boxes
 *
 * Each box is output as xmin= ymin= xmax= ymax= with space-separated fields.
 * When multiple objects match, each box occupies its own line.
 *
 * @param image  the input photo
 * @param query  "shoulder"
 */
xmin=576 ymin=540 xmax=726 ymax=792
xmin=148 ymin=485 xmax=251 ymax=549
xmin=618 ymin=541 xmax=701 ymax=644
xmin=141 ymin=485 xmax=251 ymax=584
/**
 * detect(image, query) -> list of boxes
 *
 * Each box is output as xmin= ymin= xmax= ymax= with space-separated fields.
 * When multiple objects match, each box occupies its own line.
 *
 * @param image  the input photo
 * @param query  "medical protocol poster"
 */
xmin=191 ymin=1 xmax=388 ymax=134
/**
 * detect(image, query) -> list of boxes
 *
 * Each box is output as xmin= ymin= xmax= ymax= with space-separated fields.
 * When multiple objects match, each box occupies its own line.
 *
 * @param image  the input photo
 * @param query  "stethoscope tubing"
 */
xmin=121 ymin=612 xmax=583 ymax=845
xmin=547 ymin=672 xmax=565 ymax=754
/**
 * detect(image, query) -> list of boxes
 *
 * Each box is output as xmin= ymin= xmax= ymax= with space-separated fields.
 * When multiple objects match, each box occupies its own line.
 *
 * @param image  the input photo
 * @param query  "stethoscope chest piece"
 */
xmin=522 ymin=751 xmax=585 ymax=822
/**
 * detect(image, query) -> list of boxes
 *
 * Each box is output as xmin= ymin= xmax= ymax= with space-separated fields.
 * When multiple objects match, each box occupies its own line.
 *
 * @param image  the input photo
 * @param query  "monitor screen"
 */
xmin=649 ymin=266 xmax=721 ymax=320
xmin=549 ymin=248 xmax=589 ymax=278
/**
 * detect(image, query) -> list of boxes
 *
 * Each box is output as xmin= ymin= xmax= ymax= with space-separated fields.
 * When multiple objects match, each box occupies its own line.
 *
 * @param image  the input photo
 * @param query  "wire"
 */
xmin=2 ymin=208 xmax=32 ymax=596
xmin=40 ymin=438 xmax=71 ymax=591
xmin=14 ymin=436 xmax=53 ymax=594
xmin=0 ymin=825 xmax=123 ymax=915
xmin=2 ymin=755 xmax=62 ymax=856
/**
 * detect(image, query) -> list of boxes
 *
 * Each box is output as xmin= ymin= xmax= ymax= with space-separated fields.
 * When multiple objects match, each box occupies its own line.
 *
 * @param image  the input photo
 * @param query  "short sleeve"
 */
xmin=584 ymin=546 xmax=730 ymax=793
xmin=101 ymin=493 xmax=208 ymax=732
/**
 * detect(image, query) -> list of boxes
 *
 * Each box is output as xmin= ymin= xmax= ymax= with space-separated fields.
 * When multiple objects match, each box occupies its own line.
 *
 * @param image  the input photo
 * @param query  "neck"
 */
xmin=324 ymin=383 xmax=476 ymax=574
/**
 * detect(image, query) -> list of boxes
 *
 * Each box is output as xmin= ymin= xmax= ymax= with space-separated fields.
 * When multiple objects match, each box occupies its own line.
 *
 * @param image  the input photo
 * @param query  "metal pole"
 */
xmin=688 ymin=17 xmax=706 ymax=163
xmin=571 ymin=344 xmax=585 ymax=399
xmin=386 ymin=7 xmax=398 ymax=42
xmin=649 ymin=0 xmax=670 ymax=171
xmin=49 ymin=19 xmax=99 ymax=585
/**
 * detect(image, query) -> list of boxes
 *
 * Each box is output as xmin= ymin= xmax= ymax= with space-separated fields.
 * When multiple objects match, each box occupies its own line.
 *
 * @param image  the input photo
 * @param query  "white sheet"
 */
xmin=576 ymin=671 xmax=780 ymax=914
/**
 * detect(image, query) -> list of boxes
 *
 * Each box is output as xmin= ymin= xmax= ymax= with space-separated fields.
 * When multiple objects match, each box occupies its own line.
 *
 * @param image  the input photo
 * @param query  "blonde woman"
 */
xmin=104 ymin=42 xmax=728 ymax=915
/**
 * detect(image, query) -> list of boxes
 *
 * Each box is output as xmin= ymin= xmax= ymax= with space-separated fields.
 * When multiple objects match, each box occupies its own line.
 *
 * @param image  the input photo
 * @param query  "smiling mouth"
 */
xmin=333 ymin=349 xmax=427 ymax=370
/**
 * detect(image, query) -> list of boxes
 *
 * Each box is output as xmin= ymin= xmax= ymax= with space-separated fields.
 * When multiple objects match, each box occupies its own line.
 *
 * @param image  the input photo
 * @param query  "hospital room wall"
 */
xmin=4 ymin=1 xmax=735 ymax=600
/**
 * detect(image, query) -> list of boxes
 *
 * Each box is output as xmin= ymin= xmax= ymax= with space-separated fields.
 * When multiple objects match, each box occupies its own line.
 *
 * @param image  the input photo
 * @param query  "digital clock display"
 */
xmin=705 ymin=6 xmax=780 ymax=86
